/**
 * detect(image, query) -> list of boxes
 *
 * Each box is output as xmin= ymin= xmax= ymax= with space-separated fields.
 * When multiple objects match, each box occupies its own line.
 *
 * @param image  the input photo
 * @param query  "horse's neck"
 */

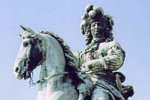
xmin=39 ymin=34 xmax=66 ymax=81
xmin=36 ymin=34 xmax=78 ymax=100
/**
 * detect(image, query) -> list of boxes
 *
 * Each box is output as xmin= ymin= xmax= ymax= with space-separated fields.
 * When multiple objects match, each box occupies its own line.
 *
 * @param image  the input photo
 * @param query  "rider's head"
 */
xmin=90 ymin=14 xmax=114 ymax=43
xmin=81 ymin=5 xmax=114 ymax=44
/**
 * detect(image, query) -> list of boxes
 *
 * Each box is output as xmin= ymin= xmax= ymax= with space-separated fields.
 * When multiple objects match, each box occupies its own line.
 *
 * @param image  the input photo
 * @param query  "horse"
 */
xmin=13 ymin=26 xmax=80 ymax=100
xmin=13 ymin=26 xmax=128 ymax=100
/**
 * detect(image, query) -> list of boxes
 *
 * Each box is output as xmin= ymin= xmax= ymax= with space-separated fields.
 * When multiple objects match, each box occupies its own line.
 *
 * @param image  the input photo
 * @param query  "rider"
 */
xmin=78 ymin=5 xmax=134 ymax=100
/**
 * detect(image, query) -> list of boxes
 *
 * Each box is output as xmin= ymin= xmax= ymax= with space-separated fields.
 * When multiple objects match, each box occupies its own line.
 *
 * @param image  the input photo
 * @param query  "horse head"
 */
xmin=13 ymin=25 xmax=43 ymax=80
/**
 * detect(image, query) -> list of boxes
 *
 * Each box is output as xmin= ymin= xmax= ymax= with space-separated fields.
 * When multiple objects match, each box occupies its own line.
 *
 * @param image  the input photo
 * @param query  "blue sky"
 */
xmin=0 ymin=0 xmax=150 ymax=100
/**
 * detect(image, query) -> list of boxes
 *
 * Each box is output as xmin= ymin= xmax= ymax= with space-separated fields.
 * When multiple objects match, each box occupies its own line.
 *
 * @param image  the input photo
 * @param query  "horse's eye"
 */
xmin=23 ymin=42 xmax=29 ymax=47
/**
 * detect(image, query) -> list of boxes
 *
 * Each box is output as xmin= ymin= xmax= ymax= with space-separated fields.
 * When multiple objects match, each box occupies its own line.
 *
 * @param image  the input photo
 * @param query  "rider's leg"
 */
xmin=92 ymin=86 xmax=114 ymax=100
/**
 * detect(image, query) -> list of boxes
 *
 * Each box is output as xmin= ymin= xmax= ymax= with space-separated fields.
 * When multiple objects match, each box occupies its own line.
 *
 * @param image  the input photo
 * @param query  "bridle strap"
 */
xmin=30 ymin=72 xmax=68 ymax=86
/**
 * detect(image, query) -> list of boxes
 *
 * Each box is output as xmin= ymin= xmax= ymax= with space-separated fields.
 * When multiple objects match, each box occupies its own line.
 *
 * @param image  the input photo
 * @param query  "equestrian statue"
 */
xmin=13 ymin=5 xmax=134 ymax=100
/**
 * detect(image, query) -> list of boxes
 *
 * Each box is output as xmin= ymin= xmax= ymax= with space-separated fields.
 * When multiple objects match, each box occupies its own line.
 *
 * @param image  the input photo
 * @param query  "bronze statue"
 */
xmin=13 ymin=5 xmax=134 ymax=100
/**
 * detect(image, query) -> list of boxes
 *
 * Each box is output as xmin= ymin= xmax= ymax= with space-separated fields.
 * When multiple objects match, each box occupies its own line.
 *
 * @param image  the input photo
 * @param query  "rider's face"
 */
xmin=90 ymin=22 xmax=103 ymax=38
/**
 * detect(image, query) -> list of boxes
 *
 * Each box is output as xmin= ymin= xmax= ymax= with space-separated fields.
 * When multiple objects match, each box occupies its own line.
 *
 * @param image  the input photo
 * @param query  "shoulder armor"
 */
xmin=108 ymin=40 xmax=121 ymax=48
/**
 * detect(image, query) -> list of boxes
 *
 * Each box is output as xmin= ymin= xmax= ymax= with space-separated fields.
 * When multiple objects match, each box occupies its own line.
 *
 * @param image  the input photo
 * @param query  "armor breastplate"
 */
xmin=80 ymin=42 xmax=110 ymax=64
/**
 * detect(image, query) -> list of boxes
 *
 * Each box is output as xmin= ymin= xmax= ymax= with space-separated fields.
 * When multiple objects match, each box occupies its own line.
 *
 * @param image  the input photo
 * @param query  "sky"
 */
xmin=0 ymin=0 xmax=150 ymax=100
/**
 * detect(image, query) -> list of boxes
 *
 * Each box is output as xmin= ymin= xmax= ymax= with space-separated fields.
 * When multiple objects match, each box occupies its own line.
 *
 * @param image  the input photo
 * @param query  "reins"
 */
xmin=29 ymin=71 xmax=68 ymax=86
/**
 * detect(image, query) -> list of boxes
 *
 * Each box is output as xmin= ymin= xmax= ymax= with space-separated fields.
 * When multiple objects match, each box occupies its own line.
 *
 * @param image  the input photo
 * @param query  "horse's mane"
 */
xmin=40 ymin=31 xmax=80 ymax=84
xmin=41 ymin=31 xmax=78 ymax=67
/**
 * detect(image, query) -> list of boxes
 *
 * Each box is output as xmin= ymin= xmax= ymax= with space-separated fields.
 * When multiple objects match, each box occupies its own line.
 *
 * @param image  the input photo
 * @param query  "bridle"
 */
xmin=16 ymin=37 xmax=46 ymax=86
xmin=30 ymin=72 xmax=69 ymax=86
xmin=16 ymin=56 xmax=46 ymax=86
xmin=17 ymin=33 xmax=69 ymax=86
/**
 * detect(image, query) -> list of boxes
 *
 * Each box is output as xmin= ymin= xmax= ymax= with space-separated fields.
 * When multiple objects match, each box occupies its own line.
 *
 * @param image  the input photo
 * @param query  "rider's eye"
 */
xmin=23 ymin=42 xmax=29 ymax=47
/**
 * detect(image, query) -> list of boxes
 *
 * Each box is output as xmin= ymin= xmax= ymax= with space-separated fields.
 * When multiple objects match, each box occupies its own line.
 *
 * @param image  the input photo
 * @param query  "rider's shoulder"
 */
xmin=107 ymin=40 xmax=121 ymax=48
xmin=99 ymin=40 xmax=121 ymax=48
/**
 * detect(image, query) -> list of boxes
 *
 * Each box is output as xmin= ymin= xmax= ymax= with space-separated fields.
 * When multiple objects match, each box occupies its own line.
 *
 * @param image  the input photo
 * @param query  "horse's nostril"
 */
xmin=15 ymin=67 xmax=19 ymax=72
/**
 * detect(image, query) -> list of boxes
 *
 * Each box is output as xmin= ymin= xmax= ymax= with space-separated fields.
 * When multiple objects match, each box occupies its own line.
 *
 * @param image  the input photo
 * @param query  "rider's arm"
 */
xmin=103 ymin=41 xmax=125 ymax=71
xmin=82 ymin=41 xmax=125 ymax=71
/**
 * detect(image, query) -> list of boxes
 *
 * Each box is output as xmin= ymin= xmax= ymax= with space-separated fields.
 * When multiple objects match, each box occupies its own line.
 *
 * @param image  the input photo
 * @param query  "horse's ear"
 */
xmin=19 ymin=34 xmax=22 ymax=37
xmin=20 ymin=25 xmax=27 ymax=31
xmin=20 ymin=25 xmax=35 ymax=35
